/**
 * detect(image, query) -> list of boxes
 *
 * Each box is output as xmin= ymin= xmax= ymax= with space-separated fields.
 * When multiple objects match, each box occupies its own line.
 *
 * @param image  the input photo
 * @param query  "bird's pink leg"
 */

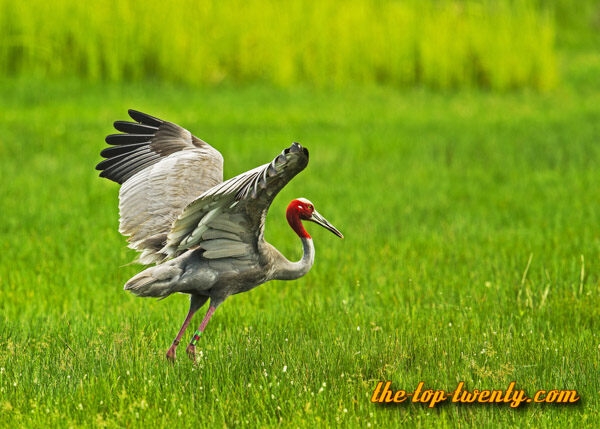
xmin=186 ymin=305 xmax=216 ymax=362
xmin=166 ymin=296 xmax=206 ymax=362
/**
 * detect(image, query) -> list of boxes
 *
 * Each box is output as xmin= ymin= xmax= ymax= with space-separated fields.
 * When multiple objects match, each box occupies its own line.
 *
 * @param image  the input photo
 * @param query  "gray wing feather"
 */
xmin=96 ymin=110 xmax=224 ymax=264
xmin=160 ymin=142 xmax=309 ymax=261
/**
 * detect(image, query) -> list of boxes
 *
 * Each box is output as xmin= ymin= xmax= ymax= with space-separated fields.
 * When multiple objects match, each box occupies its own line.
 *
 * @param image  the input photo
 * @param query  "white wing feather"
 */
xmin=96 ymin=110 xmax=223 ymax=264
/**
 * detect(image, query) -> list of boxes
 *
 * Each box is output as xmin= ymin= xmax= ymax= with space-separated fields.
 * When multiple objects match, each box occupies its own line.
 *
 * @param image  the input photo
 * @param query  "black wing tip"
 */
xmin=105 ymin=133 xmax=122 ymax=144
xmin=98 ymin=169 xmax=124 ymax=184
xmin=289 ymin=142 xmax=309 ymax=159
xmin=97 ymin=110 xmax=164 ymax=184
xmin=113 ymin=120 xmax=159 ymax=134
xmin=128 ymin=109 xmax=163 ymax=127
xmin=127 ymin=109 xmax=145 ymax=121
xmin=105 ymin=134 xmax=152 ymax=146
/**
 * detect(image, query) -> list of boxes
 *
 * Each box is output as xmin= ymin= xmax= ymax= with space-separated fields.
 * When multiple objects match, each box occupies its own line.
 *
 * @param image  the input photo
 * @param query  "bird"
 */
xmin=96 ymin=109 xmax=343 ymax=361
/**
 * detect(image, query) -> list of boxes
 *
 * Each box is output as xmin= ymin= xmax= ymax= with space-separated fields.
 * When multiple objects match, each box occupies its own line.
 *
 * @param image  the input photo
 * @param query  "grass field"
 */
xmin=0 ymin=61 xmax=599 ymax=426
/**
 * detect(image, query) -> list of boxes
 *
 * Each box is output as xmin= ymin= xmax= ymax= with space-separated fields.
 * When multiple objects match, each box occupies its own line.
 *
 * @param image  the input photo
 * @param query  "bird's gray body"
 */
xmin=125 ymin=240 xmax=307 ymax=306
xmin=96 ymin=110 xmax=313 ymax=308
xmin=127 ymin=250 xmax=260 ymax=301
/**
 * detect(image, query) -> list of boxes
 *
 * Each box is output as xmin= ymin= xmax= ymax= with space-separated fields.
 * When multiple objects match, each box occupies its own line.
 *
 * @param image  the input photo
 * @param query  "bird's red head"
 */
xmin=287 ymin=198 xmax=314 ymax=220
xmin=286 ymin=198 xmax=343 ymax=240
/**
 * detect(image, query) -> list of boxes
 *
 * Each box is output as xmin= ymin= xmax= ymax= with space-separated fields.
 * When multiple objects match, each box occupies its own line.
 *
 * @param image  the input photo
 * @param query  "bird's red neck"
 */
xmin=286 ymin=201 xmax=311 ymax=239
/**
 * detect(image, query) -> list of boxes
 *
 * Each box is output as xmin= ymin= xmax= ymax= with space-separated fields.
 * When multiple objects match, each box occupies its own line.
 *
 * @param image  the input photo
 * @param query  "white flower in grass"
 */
xmin=357 ymin=326 xmax=360 ymax=331
xmin=283 ymin=365 xmax=287 ymax=372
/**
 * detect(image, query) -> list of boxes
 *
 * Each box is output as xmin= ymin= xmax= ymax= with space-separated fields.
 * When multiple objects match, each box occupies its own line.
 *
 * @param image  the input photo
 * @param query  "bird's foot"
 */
xmin=186 ymin=344 xmax=196 ymax=363
xmin=166 ymin=345 xmax=177 ymax=362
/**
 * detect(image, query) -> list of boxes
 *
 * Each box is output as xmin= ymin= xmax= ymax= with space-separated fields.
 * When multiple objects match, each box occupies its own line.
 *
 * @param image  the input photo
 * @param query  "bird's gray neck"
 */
xmin=275 ymin=237 xmax=314 ymax=281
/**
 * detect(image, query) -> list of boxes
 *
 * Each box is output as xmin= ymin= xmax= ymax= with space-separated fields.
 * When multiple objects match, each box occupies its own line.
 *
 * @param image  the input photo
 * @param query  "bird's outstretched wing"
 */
xmin=160 ymin=143 xmax=309 ymax=263
xmin=96 ymin=110 xmax=224 ymax=264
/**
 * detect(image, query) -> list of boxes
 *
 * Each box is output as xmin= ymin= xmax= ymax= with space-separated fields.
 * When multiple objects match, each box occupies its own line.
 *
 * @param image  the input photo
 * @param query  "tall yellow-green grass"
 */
xmin=0 ymin=0 xmax=557 ymax=90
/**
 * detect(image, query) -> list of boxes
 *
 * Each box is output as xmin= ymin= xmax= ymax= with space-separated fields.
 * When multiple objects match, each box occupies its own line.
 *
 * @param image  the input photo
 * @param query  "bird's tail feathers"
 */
xmin=124 ymin=264 xmax=181 ymax=298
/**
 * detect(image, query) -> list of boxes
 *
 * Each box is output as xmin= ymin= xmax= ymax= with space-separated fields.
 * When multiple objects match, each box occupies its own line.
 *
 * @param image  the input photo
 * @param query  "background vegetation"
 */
xmin=1 ymin=0 xmax=600 ymax=427
xmin=0 ymin=0 xmax=559 ymax=90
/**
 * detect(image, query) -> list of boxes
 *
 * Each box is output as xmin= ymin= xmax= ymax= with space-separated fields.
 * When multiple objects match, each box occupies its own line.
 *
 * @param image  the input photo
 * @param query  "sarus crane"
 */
xmin=96 ymin=110 xmax=343 ymax=361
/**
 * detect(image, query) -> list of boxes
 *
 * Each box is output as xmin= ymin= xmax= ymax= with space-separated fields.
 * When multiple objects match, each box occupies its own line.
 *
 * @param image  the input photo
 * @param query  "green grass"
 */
xmin=0 ymin=71 xmax=599 ymax=426
xmin=0 ymin=0 xmax=558 ymax=90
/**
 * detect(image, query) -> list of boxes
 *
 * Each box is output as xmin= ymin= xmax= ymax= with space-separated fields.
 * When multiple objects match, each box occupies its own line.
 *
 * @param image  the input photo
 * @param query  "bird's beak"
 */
xmin=308 ymin=210 xmax=344 ymax=238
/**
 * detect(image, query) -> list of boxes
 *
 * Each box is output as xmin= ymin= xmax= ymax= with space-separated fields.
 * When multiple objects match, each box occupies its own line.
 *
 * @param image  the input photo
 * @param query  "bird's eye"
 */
xmin=308 ymin=205 xmax=313 ymax=210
